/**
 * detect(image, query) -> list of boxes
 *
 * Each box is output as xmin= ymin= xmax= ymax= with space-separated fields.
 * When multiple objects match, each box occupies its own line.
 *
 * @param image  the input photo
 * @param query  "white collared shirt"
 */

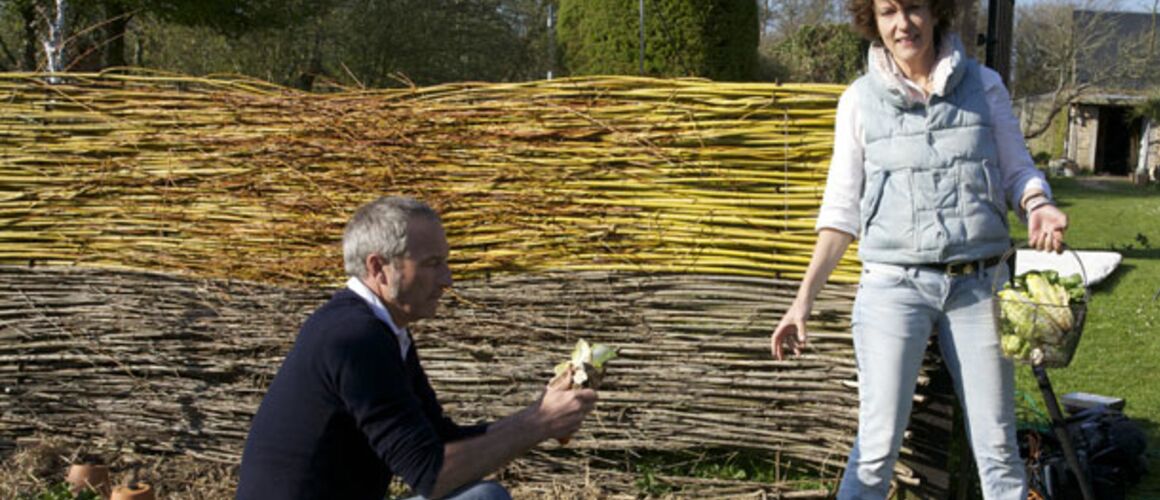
xmin=346 ymin=277 xmax=411 ymax=360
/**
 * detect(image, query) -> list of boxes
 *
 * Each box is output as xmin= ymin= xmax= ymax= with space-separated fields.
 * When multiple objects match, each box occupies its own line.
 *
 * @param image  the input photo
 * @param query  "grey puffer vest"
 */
xmin=852 ymin=55 xmax=1011 ymax=264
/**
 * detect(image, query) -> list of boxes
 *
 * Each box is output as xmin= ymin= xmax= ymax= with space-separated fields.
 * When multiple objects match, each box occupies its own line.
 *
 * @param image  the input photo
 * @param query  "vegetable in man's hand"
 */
xmin=552 ymin=339 xmax=617 ymax=390
xmin=549 ymin=339 xmax=617 ymax=445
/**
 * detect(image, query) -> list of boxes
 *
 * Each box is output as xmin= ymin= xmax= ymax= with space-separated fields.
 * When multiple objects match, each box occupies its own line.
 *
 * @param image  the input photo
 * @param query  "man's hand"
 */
xmin=433 ymin=375 xmax=597 ymax=498
xmin=535 ymin=380 xmax=597 ymax=442
xmin=1028 ymin=204 xmax=1068 ymax=253
xmin=771 ymin=301 xmax=810 ymax=360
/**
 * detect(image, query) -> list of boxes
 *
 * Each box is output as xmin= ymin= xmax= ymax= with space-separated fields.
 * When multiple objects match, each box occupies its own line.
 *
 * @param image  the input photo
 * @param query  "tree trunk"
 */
xmin=21 ymin=2 xmax=37 ymax=70
xmin=957 ymin=0 xmax=980 ymax=60
xmin=296 ymin=26 xmax=326 ymax=91
xmin=104 ymin=1 xmax=131 ymax=68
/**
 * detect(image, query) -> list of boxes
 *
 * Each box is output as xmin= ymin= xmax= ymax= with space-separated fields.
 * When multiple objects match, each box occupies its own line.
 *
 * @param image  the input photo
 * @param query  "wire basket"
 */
xmin=992 ymin=245 xmax=1090 ymax=368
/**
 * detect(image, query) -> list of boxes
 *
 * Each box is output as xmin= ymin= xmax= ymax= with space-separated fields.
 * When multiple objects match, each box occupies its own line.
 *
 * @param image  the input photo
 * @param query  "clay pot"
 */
xmin=66 ymin=463 xmax=112 ymax=498
xmin=111 ymin=482 xmax=155 ymax=500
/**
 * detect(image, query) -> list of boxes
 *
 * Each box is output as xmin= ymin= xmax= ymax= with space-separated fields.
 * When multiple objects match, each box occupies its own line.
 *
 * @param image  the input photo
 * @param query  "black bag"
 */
xmin=1023 ymin=405 xmax=1148 ymax=500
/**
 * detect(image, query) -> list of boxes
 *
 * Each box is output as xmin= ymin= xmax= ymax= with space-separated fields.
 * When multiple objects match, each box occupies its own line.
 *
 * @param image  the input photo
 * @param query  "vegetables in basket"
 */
xmin=997 ymin=270 xmax=1085 ymax=364
xmin=548 ymin=339 xmax=617 ymax=445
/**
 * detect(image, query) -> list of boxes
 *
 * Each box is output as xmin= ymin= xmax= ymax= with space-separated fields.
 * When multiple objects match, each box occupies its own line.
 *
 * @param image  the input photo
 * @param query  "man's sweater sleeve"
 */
xmin=409 ymin=351 xmax=490 ymax=441
xmin=325 ymin=316 xmax=445 ymax=498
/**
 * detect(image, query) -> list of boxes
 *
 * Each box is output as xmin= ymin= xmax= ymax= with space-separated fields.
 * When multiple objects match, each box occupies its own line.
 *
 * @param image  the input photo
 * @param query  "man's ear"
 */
xmin=365 ymin=254 xmax=386 ymax=283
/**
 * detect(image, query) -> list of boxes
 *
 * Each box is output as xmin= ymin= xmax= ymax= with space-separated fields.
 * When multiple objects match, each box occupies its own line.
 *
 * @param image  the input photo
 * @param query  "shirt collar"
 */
xmin=346 ymin=277 xmax=411 ymax=359
xmin=868 ymin=32 xmax=964 ymax=106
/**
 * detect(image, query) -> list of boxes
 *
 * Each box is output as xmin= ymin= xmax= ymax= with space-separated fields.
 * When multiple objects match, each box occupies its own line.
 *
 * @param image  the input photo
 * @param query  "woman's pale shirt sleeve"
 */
xmin=981 ymin=66 xmax=1052 ymax=221
xmin=814 ymin=87 xmax=863 ymax=238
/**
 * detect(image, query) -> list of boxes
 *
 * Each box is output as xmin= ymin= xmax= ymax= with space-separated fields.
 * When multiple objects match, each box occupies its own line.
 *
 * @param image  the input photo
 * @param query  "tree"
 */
xmin=0 ymin=0 xmax=60 ymax=70
xmin=762 ymin=23 xmax=864 ymax=83
xmin=556 ymin=0 xmax=759 ymax=81
xmin=0 ymin=0 xmax=330 ymax=72
xmin=325 ymin=0 xmax=534 ymax=87
xmin=106 ymin=0 xmax=328 ymax=68
xmin=1013 ymin=0 xmax=1160 ymax=138
xmin=39 ymin=0 xmax=550 ymax=89
xmin=755 ymin=0 xmax=984 ymax=83
xmin=0 ymin=0 xmax=579 ymax=88
xmin=759 ymin=0 xmax=840 ymax=41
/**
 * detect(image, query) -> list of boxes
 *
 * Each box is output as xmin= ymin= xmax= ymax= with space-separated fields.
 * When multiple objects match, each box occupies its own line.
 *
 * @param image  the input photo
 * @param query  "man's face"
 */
xmin=383 ymin=216 xmax=452 ymax=326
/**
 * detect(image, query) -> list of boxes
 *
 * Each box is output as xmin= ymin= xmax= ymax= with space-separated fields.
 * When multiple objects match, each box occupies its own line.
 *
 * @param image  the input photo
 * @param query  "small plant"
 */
xmin=22 ymin=482 xmax=100 ymax=500
xmin=634 ymin=463 xmax=675 ymax=497
xmin=625 ymin=449 xmax=836 ymax=496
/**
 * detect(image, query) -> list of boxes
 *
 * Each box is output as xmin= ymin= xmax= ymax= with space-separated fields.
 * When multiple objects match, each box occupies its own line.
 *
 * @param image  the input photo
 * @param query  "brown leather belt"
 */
xmin=917 ymin=255 xmax=1004 ymax=276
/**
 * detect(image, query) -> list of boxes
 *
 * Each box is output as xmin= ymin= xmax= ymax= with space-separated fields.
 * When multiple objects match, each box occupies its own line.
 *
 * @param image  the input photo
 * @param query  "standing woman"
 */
xmin=769 ymin=0 xmax=1068 ymax=498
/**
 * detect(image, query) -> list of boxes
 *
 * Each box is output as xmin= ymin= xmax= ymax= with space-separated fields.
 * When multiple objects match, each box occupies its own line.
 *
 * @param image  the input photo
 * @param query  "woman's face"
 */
xmin=874 ymin=0 xmax=936 ymax=74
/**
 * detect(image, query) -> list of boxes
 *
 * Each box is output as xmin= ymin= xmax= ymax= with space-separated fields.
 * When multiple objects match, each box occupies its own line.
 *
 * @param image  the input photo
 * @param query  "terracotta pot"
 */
xmin=66 ymin=463 xmax=111 ymax=497
xmin=111 ymin=482 xmax=155 ymax=500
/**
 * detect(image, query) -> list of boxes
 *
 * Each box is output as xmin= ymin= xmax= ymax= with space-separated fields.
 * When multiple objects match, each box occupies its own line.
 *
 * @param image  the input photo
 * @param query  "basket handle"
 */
xmin=991 ymin=243 xmax=1091 ymax=303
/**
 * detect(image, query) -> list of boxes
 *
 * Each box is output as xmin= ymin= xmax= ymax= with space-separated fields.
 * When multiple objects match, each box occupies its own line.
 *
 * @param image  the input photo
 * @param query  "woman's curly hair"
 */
xmin=847 ymin=0 xmax=958 ymax=45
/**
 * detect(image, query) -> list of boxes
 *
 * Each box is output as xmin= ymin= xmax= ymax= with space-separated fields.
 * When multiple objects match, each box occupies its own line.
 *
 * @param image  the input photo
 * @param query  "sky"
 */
xmin=1018 ymin=0 xmax=1157 ymax=12
xmin=1093 ymin=0 xmax=1154 ymax=11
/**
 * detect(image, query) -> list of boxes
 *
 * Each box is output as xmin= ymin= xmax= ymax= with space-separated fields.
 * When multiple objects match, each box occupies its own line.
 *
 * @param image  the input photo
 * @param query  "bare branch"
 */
xmin=1014 ymin=0 xmax=1160 ymax=139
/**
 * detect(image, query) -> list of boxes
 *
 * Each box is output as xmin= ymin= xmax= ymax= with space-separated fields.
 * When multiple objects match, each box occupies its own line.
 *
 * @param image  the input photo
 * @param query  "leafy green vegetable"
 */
xmin=554 ymin=339 xmax=619 ymax=388
xmin=997 ymin=271 xmax=1085 ymax=365
xmin=1024 ymin=273 xmax=1072 ymax=331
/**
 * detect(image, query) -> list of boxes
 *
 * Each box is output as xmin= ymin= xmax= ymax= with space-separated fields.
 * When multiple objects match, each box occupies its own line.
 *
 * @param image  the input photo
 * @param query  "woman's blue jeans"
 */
xmin=838 ymin=261 xmax=1026 ymax=499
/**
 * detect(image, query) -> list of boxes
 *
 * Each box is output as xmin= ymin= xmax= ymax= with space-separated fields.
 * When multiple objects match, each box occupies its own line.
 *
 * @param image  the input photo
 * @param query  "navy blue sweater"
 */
xmin=237 ymin=289 xmax=487 ymax=499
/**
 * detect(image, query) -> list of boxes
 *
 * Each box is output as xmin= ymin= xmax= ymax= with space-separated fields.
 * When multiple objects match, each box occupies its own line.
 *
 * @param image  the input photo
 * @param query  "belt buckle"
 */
xmin=946 ymin=261 xmax=975 ymax=276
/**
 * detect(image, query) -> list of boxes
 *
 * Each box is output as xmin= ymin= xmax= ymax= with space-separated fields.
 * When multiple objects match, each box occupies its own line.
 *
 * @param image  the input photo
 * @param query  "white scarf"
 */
xmin=868 ymin=32 xmax=964 ymax=106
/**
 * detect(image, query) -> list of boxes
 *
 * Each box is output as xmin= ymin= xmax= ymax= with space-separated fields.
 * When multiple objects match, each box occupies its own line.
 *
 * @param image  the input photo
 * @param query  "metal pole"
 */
xmin=984 ymin=0 xmax=1014 ymax=85
xmin=639 ymin=0 xmax=645 ymax=75
xmin=1033 ymin=365 xmax=1095 ymax=500
xmin=985 ymin=0 xmax=997 ymax=67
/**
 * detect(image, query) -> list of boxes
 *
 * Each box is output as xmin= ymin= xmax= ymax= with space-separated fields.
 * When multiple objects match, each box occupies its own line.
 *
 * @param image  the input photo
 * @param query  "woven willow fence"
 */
xmin=0 ymin=73 xmax=950 ymax=497
xmin=0 ymin=71 xmax=858 ymax=285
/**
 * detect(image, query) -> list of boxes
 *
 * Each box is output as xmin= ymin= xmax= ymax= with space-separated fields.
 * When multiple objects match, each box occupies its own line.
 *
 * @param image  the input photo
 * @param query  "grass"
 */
xmin=1007 ymin=176 xmax=1160 ymax=499
xmin=21 ymin=482 xmax=100 ymax=500
xmin=620 ymin=449 xmax=834 ymax=496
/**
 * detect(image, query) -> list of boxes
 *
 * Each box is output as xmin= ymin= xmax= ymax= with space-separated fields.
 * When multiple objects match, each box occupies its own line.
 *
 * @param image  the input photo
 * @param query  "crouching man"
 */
xmin=238 ymin=196 xmax=598 ymax=499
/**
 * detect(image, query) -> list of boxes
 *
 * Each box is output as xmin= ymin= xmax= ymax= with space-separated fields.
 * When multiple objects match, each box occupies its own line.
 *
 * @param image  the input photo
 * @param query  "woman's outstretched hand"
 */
xmin=771 ymin=302 xmax=810 ymax=360
xmin=1028 ymin=204 xmax=1068 ymax=253
xmin=771 ymin=228 xmax=853 ymax=361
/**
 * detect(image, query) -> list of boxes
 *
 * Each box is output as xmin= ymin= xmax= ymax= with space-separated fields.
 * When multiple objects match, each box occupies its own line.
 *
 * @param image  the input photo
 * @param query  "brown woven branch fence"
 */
xmin=1 ymin=266 xmax=893 ymax=498
xmin=0 ymin=72 xmax=952 ymax=497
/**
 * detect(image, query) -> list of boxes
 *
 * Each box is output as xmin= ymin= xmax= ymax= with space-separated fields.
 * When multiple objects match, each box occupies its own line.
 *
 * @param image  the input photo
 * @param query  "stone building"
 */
xmin=1016 ymin=9 xmax=1160 ymax=180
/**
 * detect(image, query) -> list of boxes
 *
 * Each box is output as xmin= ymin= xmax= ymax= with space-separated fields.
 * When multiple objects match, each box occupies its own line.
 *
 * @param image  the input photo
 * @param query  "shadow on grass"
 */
xmin=1052 ymin=177 xmax=1160 ymax=198
xmin=1089 ymin=262 xmax=1134 ymax=295
xmin=1088 ymin=258 xmax=1160 ymax=300
xmin=1128 ymin=417 xmax=1160 ymax=499
xmin=1112 ymin=248 xmax=1160 ymax=261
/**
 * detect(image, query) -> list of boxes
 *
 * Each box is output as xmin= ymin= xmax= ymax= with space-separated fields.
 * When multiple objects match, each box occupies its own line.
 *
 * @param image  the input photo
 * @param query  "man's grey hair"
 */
xmin=343 ymin=196 xmax=440 ymax=278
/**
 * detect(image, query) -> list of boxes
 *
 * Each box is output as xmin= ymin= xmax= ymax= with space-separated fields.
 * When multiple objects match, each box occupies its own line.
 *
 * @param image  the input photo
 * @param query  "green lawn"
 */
xmin=1008 ymin=177 xmax=1160 ymax=499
